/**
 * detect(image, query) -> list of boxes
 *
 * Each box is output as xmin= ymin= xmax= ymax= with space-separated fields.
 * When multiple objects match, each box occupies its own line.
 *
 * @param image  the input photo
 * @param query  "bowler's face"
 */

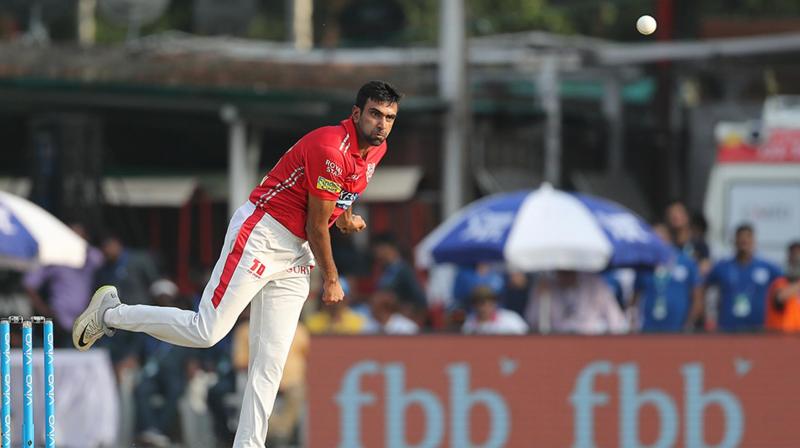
xmin=353 ymin=99 xmax=398 ymax=146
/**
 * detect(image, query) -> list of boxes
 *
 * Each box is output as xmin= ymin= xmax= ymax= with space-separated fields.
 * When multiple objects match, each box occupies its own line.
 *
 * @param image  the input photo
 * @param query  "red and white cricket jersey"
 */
xmin=249 ymin=118 xmax=387 ymax=240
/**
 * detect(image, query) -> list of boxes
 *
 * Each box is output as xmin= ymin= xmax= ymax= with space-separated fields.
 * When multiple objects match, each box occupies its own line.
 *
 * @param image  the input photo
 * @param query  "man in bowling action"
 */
xmin=73 ymin=81 xmax=401 ymax=447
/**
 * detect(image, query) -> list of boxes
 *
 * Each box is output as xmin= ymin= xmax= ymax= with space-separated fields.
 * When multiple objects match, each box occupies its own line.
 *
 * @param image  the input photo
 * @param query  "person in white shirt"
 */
xmin=364 ymin=289 xmax=419 ymax=335
xmin=462 ymin=286 xmax=528 ymax=335
xmin=525 ymin=270 xmax=629 ymax=334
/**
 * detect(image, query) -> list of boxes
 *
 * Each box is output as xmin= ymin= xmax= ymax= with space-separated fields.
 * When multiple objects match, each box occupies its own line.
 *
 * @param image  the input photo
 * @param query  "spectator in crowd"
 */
xmin=665 ymin=201 xmax=710 ymax=270
xmin=305 ymin=277 xmax=367 ymax=334
xmin=452 ymin=263 xmax=505 ymax=311
xmin=22 ymin=222 xmax=103 ymax=347
xmin=765 ymin=242 xmax=800 ymax=333
xmin=701 ymin=224 xmax=782 ymax=332
xmin=690 ymin=211 xmax=712 ymax=275
xmin=462 ymin=286 xmax=528 ymax=335
xmin=525 ymin=270 xmax=629 ymax=334
xmin=133 ymin=279 xmax=195 ymax=447
xmin=633 ymin=223 xmax=702 ymax=332
xmin=371 ymin=233 xmax=427 ymax=315
xmin=363 ymin=288 xmax=419 ymax=334
xmin=95 ymin=234 xmax=159 ymax=306
xmin=95 ymin=234 xmax=160 ymax=363
xmin=446 ymin=262 xmax=508 ymax=331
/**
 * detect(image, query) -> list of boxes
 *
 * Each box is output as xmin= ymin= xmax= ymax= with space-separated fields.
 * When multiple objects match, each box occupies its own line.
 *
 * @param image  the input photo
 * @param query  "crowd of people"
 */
xmin=0 ymin=199 xmax=798 ymax=446
xmin=313 ymin=202 xmax=798 ymax=338
xmin=418 ymin=201 xmax=798 ymax=336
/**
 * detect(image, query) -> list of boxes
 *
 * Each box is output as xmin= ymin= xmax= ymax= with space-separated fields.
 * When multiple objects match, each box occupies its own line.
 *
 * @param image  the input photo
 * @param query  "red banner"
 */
xmin=308 ymin=335 xmax=800 ymax=447
xmin=717 ymin=128 xmax=800 ymax=163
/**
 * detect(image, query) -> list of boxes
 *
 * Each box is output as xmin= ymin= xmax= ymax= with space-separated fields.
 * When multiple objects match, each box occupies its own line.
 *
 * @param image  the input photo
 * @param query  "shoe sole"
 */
xmin=72 ymin=285 xmax=116 ymax=351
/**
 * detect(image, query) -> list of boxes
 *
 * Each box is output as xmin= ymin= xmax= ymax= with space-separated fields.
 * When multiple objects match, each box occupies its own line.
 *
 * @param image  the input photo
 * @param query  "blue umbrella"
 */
xmin=415 ymin=184 xmax=670 ymax=272
xmin=0 ymin=191 xmax=87 ymax=269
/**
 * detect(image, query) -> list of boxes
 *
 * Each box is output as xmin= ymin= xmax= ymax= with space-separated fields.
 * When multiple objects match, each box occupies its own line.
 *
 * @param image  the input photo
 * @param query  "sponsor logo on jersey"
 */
xmin=336 ymin=190 xmax=359 ymax=210
xmin=316 ymin=176 xmax=343 ymax=194
xmin=325 ymin=159 xmax=343 ymax=177
xmin=366 ymin=163 xmax=376 ymax=181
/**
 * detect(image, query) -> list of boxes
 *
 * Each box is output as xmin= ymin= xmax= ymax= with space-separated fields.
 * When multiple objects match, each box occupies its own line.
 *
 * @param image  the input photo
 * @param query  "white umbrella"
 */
xmin=0 ymin=191 xmax=87 ymax=269
xmin=416 ymin=183 xmax=669 ymax=271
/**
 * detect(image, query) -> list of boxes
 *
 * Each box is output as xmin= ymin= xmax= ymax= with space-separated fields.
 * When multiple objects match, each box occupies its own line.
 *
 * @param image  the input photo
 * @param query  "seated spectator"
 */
xmin=702 ymin=224 xmax=782 ymax=332
xmin=452 ymin=263 xmax=506 ymax=310
xmin=371 ymin=233 xmax=427 ymax=315
xmin=766 ymin=242 xmax=800 ymax=333
xmin=446 ymin=263 xmax=510 ymax=332
xmin=633 ymin=223 xmax=701 ymax=332
xmin=462 ymin=286 xmax=528 ymax=335
xmin=305 ymin=278 xmax=367 ymax=335
xmin=134 ymin=279 xmax=195 ymax=447
xmin=525 ymin=270 xmax=629 ymax=334
xmin=94 ymin=234 xmax=160 ymax=369
xmin=95 ymin=234 xmax=158 ymax=305
xmin=364 ymin=289 xmax=419 ymax=334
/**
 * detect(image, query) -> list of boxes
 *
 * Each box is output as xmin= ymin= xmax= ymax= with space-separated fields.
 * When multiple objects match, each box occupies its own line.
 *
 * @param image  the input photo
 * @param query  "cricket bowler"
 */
xmin=72 ymin=80 xmax=401 ymax=447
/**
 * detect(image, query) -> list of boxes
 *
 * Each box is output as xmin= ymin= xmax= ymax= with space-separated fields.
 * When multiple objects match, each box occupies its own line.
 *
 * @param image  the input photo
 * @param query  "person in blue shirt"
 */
xmin=701 ymin=224 xmax=782 ymax=332
xmin=634 ymin=223 xmax=702 ymax=332
xmin=452 ymin=262 xmax=506 ymax=311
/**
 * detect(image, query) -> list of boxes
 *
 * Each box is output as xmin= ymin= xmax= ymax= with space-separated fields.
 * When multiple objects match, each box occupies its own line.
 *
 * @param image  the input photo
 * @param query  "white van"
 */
xmin=704 ymin=96 xmax=800 ymax=265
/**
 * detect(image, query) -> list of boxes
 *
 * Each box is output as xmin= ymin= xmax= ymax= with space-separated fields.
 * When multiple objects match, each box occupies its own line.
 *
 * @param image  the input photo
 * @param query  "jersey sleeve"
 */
xmin=304 ymin=145 xmax=346 ymax=201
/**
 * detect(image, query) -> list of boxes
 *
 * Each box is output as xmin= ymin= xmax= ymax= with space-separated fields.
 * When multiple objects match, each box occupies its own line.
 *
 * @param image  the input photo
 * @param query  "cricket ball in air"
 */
xmin=636 ymin=15 xmax=657 ymax=35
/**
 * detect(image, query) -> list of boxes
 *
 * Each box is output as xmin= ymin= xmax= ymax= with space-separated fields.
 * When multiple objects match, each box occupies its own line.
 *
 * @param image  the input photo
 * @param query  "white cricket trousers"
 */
xmin=105 ymin=201 xmax=314 ymax=447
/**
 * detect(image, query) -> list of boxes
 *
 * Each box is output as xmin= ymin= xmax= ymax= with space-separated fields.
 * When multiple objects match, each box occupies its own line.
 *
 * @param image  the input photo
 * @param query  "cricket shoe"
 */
xmin=72 ymin=285 xmax=121 ymax=351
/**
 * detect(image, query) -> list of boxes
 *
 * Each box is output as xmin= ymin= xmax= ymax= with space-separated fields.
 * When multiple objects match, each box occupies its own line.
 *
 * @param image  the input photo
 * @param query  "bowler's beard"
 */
xmin=356 ymin=120 xmax=383 ymax=146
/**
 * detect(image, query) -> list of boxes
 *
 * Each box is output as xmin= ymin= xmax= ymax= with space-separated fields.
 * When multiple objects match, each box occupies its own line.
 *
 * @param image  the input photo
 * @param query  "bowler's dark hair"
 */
xmin=355 ymin=81 xmax=402 ymax=110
